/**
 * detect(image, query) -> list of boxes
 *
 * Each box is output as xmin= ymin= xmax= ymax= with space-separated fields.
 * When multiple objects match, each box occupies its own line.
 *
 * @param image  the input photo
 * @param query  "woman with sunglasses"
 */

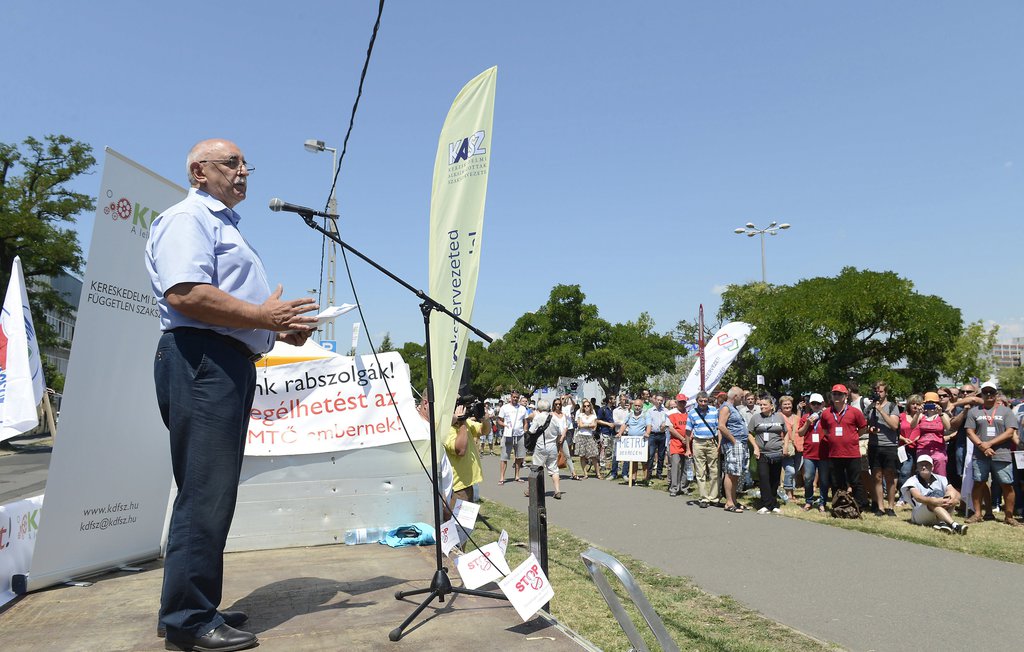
xmin=910 ymin=392 xmax=951 ymax=477
xmin=575 ymin=400 xmax=601 ymax=478
xmin=896 ymin=395 xmax=923 ymax=502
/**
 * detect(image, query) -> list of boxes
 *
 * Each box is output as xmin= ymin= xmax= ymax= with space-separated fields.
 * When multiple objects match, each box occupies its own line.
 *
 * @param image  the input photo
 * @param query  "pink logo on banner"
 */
xmin=104 ymin=196 xmax=133 ymax=221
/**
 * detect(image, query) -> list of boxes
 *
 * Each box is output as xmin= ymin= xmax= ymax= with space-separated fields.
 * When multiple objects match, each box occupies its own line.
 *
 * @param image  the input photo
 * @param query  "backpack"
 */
xmin=830 ymin=489 xmax=861 ymax=519
xmin=524 ymin=414 xmax=553 ymax=452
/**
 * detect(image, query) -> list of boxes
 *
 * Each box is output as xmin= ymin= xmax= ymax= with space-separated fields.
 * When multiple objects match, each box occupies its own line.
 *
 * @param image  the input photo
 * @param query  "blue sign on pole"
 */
xmin=319 ymin=339 xmax=337 ymax=353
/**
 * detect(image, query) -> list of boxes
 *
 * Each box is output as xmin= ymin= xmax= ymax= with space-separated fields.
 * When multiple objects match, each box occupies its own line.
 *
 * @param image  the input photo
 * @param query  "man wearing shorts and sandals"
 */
xmin=965 ymin=381 xmax=1020 ymax=526
xmin=719 ymin=387 xmax=750 ymax=512
xmin=497 ymin=391 xmax=528 ymax=484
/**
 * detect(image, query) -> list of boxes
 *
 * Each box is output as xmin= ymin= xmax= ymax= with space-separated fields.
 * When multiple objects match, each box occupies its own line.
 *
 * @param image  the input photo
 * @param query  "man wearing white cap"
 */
xmin=900 ymin=455 xmax=967 ymax=534
xmin=798 ymin=393 xmax=830 ymax=511
xmin=964 ymin=380 xmax=1019 ymax=526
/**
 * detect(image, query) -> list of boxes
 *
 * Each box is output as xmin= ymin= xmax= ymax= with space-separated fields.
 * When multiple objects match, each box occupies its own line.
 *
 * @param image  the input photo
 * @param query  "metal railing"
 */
xmin=579 ymin=548 xmax=680 ymax=652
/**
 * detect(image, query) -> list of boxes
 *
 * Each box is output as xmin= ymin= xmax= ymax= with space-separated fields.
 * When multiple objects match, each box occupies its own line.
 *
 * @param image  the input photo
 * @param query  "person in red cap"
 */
xmin=819 ymin=383 xmax=869 ymax=510
xmin=666 ymin=395 xmax=690 ymax=496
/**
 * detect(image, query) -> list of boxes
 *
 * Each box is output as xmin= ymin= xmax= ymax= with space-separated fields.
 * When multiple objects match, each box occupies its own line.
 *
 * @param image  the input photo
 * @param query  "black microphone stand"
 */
xmin=294 ymin=213 xmax=507 ymax=642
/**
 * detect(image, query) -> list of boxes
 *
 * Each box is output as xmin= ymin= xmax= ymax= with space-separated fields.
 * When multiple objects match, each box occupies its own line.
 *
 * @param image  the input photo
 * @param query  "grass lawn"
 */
xmin=473 ymin=498 xmax=838 ymax=652
xmin=626 ymin=470 xmax=1024 ymax=566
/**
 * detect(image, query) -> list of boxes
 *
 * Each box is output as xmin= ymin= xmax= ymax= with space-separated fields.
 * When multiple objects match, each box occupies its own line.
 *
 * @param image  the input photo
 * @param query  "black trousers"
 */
xmin=829 ymin=457 xmax=868 ymax=507
xmin=155 ymin=329 xmax=256 ymax=637
xmin=757 ymin=454 xmax=784 ymax=509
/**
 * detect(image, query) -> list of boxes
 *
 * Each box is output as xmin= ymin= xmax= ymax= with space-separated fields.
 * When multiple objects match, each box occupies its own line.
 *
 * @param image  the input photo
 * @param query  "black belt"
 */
xmin=169 ymin=327 xmax=264 ymax=362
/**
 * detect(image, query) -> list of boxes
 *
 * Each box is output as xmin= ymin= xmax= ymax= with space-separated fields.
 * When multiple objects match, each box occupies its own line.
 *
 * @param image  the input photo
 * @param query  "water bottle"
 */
xmin=344 ymin=526 xmax=387 ymax=545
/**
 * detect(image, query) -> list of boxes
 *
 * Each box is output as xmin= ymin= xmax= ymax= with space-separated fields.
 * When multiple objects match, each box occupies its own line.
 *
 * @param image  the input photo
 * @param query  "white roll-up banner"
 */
xmin=23 ymin=149 xmax=185 ymax=593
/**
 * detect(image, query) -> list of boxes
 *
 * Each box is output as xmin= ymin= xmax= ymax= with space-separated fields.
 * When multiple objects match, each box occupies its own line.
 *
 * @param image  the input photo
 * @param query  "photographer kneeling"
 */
xmin=900 ymin=455 xmax=968 ymax=535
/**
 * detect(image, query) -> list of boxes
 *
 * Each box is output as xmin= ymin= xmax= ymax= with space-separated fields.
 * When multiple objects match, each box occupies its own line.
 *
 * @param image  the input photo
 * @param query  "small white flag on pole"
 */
xmin=1 ymin=256 xmax=46 ymax=442
xmin=351 ymin=321 xmax=361 ymax=351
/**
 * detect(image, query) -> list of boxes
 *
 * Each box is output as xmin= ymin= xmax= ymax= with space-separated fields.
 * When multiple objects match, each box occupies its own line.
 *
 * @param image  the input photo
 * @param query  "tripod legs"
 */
xmin=390 ymin=568 xmax=451 ymax=641
xmin=390 ymin=568 xmax=507 ymax=641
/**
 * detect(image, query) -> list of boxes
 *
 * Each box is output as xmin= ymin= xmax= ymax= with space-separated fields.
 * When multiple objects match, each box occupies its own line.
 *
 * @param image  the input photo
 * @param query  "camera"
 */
xmin=455 ymin=394 xmax=485 ymax=421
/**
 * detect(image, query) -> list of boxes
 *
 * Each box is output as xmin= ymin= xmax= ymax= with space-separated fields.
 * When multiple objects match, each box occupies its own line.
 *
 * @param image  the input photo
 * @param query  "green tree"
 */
xmin=996 ymin=365 xmax=1024 ymax=396
xmin=716 ymin=268 xmax=962 ymax=395
xmin=397 ymin=341 xmax=426 ymax=393
xmin=645 ymin=353 xmax=695 ymax=395
xmin=940 ymin=320 xmax=998 ymax=385
xmin=483 ymin=309 xmax=552 ymax=394
xmin=1 ymin=135 xmax=96 ymax=388
xmin=584 ymin=313 xmax=680 ymax=395
xmin=483 ymin=284 xmax=680 ymax=397
xmin=464 ymin=340 xmax=499 ymax=398
xmin=377 ymin=332 xmax=395 ymax=352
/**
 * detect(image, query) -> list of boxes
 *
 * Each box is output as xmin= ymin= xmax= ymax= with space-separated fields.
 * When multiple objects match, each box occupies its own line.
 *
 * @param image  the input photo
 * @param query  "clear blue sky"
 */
xmin=4 ymin=2 xmax=1023 ymax=349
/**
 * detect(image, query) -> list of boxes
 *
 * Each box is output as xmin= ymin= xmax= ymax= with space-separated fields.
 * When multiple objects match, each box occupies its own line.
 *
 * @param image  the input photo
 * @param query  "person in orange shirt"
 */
xmin=667 ymin=395 xmax=690 ymax=496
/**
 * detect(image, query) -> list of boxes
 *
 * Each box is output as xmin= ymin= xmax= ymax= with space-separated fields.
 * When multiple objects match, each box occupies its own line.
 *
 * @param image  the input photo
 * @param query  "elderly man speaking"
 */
xmin=146 ymin=139 xmax=318 ymax=651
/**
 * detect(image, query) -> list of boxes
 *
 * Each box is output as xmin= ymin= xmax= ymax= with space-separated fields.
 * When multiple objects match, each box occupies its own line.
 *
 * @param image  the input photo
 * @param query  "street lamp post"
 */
xmin=304 ymin=139 xmax=339 ymax=340
xmin=733 ymin=221 xmax=791 ymax=284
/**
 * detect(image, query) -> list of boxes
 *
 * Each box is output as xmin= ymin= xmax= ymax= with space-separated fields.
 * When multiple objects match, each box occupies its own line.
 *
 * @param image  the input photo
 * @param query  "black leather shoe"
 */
xmin=158 ymin=611 xmax=248 ymax=638
xmin=164 ymin=623 xmax=256 ymax=651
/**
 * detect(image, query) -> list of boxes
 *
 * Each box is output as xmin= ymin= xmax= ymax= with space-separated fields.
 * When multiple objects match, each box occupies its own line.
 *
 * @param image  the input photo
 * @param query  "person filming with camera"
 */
xmin=443 ymin=396 xmax=490 ymax=516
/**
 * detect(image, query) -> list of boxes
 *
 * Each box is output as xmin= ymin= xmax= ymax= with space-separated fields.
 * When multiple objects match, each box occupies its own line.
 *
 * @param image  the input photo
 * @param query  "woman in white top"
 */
xmin=528 ymin=398 xmax=566 ymax=499
xmin=575 ymin=399 xmax=601 ymax=478
xmin=561 ymin=396 xmax=579 ymax=479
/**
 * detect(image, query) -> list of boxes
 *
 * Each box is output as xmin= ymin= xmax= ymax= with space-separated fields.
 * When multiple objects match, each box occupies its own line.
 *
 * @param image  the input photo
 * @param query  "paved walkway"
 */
xmin=481 ymin=454 xmax=1023 ymax=652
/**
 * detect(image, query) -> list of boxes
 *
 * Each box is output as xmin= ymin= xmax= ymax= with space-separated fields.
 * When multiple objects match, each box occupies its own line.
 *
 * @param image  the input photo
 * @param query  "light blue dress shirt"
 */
xmin=145 ymin=189 xmax=274 ymax=354
xmin=624 ymin=412 xmax=651 ymax=437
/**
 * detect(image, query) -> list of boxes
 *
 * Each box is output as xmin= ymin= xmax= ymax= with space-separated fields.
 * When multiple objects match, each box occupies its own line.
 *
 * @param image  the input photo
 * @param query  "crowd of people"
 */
xmin=466 ymin=380 xmax=1024 ymax=535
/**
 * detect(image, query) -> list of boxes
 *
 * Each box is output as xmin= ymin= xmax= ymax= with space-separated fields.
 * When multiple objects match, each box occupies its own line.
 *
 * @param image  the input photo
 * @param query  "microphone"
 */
xmin=268 ymin=198 xmax=335 ymax=219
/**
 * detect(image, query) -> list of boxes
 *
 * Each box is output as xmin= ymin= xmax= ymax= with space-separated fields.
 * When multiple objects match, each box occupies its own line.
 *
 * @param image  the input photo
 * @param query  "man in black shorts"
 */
xmin=866 ymin=381 xmax=901 ymax=516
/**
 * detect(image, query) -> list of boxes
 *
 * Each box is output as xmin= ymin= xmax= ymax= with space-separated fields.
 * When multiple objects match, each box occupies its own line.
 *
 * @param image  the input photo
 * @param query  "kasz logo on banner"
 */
xmin=448 ymin=131 xmax=487 ymax=164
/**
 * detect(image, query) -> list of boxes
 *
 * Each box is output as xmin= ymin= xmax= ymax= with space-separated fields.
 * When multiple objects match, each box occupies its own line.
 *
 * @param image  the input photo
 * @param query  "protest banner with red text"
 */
xmin=246 ymin=351 xmax=428 ymax=456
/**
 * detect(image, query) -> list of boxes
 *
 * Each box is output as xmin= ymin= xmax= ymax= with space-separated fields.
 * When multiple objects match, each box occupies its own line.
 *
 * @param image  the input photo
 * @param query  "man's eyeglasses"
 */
xmin=981 ymin=389 xmax=997 ymax=396
xmin=199 ymin=156 xmax=254 ymax=174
